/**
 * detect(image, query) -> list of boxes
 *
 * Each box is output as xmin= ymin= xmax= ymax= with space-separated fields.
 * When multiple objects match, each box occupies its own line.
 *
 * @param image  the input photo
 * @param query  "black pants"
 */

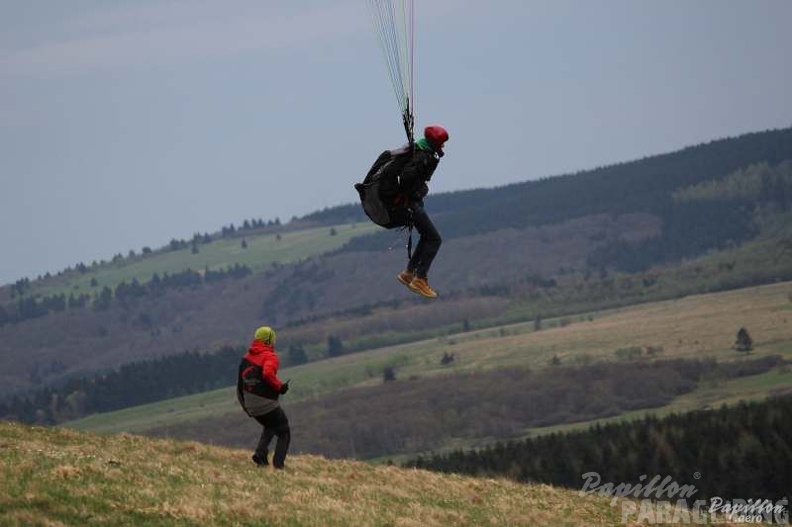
xmin=253 ymin=407 xmax=290 ymax=469
xmin=407 ymin=206 xmax=442 ymax=278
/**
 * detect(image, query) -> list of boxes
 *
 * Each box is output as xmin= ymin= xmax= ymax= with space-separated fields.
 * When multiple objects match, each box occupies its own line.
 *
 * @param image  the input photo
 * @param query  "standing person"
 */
xmin=356 ymin=125 xmax=449 ymax=298
xmin=236 ymin=326 xmax=290 ymax=469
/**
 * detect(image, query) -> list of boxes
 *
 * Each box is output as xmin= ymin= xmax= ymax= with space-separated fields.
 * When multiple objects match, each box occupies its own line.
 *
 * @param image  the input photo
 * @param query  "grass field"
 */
xmin=516 ymin=365 xmax=792 ymax=442
xmin=367 ymin=365 xmax=792 ymax=465
xmin=22 ymin=222 xmax=378 ymax=299
xmin=1 ymin=421 xmax=646 ymax=527
xmin=68 ymin=281 xmax=792 ymax=437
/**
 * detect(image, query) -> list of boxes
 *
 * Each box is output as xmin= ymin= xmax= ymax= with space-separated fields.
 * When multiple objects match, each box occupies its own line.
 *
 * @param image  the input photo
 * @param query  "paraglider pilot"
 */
xmin=364 ymin=125 xmax=449 ymax=298
xmin=236 ymin=326 xmax=291 ymax=469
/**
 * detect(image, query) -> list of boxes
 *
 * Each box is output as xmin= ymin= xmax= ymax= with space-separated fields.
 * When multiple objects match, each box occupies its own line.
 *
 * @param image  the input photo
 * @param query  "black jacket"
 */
xmin=357 ymin=142 xmax=441 ymax=228
xmin=372 ymin=144 xmax=440 ymax=207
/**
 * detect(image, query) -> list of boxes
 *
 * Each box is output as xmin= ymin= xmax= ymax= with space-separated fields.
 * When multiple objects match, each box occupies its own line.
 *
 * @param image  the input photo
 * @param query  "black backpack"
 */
xmin=354 ymin=148 xmax=411 ymax=229
xmin=236 ymin=357 xmax=278 ymax=414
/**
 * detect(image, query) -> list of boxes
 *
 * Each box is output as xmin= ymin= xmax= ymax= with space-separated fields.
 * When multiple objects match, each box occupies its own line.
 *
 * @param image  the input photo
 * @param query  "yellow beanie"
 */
xmin=254 ymin=326 xmax=276 ymax=345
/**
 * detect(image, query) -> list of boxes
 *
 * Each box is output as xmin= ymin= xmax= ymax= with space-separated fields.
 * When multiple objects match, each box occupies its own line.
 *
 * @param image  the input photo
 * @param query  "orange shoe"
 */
xmin=397 ymin=270 xmax=415 ymax=287
xmin=407 ymin=277 xmax=438 ymax=299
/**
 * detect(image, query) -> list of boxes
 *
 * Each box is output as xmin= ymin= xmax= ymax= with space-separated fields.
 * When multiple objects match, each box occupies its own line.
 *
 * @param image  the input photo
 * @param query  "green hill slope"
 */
xmin=12 ymin=221 xmax=377 ymax=301
xmin=68 ymin=281 xmax=792 ymax=459
xmin=0 ymin=421 xmax=629 ymax=527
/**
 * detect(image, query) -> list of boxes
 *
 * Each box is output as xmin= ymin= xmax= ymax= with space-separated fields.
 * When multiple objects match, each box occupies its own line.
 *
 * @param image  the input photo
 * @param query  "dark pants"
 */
xmin=407 ymin=206 xmax=442 ymax=278
xmin=253 ymin=406 xmax=290 ymax=469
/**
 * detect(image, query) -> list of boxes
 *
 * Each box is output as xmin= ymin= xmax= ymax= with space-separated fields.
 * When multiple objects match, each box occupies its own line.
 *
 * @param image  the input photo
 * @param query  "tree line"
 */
xmin=409 ymin=392 xmax=792 ymax=502
xmin=0 ymin=264 xmax=252 ymax=326
xmin=0 ymin=336 xmax=325 ymax=424
xmin=317 ymin=128 xmax=792 ymax=235
xmin=3 ymin=215 xmax=280 ymax=296
xmin=0 ymin=346 xmax=245 ymax=424
xmin=330 ymin=128 xmax=792 ymax=270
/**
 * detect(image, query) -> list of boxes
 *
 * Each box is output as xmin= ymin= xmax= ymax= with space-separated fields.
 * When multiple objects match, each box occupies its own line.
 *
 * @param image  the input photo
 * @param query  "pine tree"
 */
xmin=735 ymin=327 xmax=753 ymax=353
xmin=287 ymin=345 xmax=308 ymax=366
xmin=327 ymin=335 xmax=344 ymax=357
xmin=93 ymin=286 xmax=113 ymax=311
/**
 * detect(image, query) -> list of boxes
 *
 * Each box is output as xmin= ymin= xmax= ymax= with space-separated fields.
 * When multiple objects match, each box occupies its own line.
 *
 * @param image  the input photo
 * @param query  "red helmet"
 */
xmin=424 ymin=125 xmax=449 ymax=150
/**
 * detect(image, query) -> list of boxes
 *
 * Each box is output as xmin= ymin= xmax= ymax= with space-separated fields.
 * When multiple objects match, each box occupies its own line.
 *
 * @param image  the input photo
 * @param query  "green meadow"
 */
xmin=24 ymin=222 xmax=378 ymax=299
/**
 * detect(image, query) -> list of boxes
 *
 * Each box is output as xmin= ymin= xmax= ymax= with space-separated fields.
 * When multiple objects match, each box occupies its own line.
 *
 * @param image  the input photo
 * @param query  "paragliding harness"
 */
xmin=354 ymin=109 xmax=416 ymax=258
xmin=236 ymin=357 xmax=280 ymax=416
xmin=354 ymin=155 xmax=415 ymax=258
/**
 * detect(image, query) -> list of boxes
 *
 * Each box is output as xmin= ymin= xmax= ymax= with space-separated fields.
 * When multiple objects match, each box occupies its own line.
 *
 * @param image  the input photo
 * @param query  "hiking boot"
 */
xmin=408 ymin=277 xmax=438 ymax=299
xmin=397 ymin=270 xmax=415 ymax=287
xmin=252 ymin=453 xmax=268 ymax=466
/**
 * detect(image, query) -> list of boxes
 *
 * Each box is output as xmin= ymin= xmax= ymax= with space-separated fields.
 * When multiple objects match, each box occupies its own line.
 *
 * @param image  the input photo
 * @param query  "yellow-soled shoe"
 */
xmin=397 ymin=270 xmax=415 ymax=287
xmin=407 ymin=277 xmax=438 ymax=299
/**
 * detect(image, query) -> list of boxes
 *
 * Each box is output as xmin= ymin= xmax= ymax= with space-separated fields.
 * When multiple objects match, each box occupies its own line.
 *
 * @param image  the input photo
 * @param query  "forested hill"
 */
xmin=308 ymin=126 xmax=792 ymax=239
xmin=2 ymin=126 xmax=791 ymax=400
xmin=411 ymin=393 xmax=792 ymax=504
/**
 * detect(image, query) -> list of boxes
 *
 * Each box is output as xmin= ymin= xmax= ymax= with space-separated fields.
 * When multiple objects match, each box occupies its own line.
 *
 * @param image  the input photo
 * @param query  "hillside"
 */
xmin=0 ymin=222 xmax=377 ymax=394
xmin=0 ymin=421 xmax=631 ymax=527
xmin=413 ymin=393 xmax=792 ymax=506
xmin=2 ymin=221 xmax=378 ymax=303
xmin=67 ymin=280 xmax=792 ymax=461
xmin=2 ymin=126 xmax=792 ymax=401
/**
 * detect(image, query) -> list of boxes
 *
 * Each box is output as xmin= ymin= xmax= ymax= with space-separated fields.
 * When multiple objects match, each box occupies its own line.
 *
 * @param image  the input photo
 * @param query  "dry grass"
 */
xmin=0 ymin=421 xmax=639 ymax=527
xmin=434 ymin=279 xmax=792 ymax=370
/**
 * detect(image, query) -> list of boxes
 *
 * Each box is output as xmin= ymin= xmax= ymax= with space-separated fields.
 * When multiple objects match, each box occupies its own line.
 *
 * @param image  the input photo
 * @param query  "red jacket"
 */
xmin=242 ymin=340 xmax=283 ymax=392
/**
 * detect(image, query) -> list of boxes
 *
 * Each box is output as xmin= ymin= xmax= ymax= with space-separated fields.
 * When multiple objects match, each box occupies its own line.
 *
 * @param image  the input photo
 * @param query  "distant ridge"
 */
xmin=305 ymin=126 xmax=792 ymax=235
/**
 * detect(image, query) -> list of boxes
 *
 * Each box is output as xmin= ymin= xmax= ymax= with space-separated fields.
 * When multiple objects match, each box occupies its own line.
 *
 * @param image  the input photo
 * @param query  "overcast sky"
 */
xmin=1 ymin=0 xmax=791 ymax=285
